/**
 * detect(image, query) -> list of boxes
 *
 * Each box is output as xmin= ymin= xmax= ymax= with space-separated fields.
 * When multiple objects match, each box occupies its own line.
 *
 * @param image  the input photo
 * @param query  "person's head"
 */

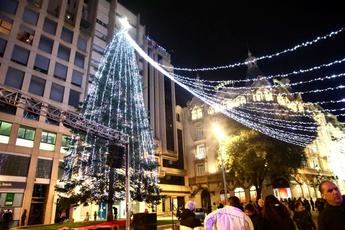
xmin=294 ymin=201 xmax=305 ymax=212
xmin=263 ymin=195 xmax=291 ymax=224
xmin=319 ymin=180 xmax=343 ymax=206
xmin=244 ymin=203 xmax=256 ymax=216
xmin=257 ymin=198 xmax=264 ymax=208
xmin=229 ymin=196 xmax=242 ymax=209
xmin=185 ymin=201 xmax=196 ymax=212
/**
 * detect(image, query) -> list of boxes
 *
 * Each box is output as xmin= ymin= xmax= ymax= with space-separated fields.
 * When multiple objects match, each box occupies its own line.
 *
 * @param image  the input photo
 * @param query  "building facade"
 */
xmin=182 ymin=53 xmax=345 ymax=210
xmin=0 ymin=0 xmax=188 ymax=225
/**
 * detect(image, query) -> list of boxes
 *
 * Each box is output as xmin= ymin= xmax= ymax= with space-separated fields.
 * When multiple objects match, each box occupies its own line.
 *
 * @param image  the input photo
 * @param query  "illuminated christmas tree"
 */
xmin=57 ymin=29 xmax=160 ymax=220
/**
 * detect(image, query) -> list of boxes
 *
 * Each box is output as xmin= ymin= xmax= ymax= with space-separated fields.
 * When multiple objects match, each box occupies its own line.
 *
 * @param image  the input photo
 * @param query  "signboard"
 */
xmin=5 ymin=193 xmax=14 ymax=206
xmin=0 ymin=181 xmax=26 ymax=189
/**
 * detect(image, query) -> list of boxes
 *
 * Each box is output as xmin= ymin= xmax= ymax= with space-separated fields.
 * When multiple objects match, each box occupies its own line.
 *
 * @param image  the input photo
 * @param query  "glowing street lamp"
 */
xmin=212 ymin=123 xmax=228 ymax=201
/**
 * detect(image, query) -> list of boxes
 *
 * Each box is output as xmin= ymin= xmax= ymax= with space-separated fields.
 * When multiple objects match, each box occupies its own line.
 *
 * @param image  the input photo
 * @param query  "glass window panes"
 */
xmin=0 ymin=153 xmax=30 ymax=176
xmin=34 ymin=54 xmax=50 ymax=74
xmin=57 ymin=161 xmax=64 ymax=180
xmin=41 ymin=131 xmax=56 ymax=144
xmin=196 ymin=164 xmax=205 ymax=176
xmin=68 ymin=89 xmax=80 ymax=107
xmin=61 ymin=135 xmax=69 ymax=147
xmin=71 ymin=70 xmax=83 ymax=86
xmin=11 ymin=45 xmax=29 ymax=66
xmin=77 ymin=35 xmax=87 ymax=51
xmin=234 ymin=187 xmax=246 ymax=203
xmin=18 ymin=126 xmax=35 ymax=140
xmin=5 ymin=67 xmax=24 ymax=89
xmin=0 ymin=37 xmax=7 ymax=57
xmin=0 ymin=193 xmax=24 ymax=207
xmin=61 ymin=27 xmax=73 ymax=43
xmin=0 ymin=121 xmax=12 ymax=136
xmin=38 ymin=36 xmax=54 ymax=53
xmin=54 ymin=62 xmax=67 ymax=80
xmin=191 ymin=106 xmax=203 ymax=120
xmin=22 ymin=7 xmax=39 ymax=25
xmin=0 ymin=0 xmax=18 ymax=14
xmin=43 ymin=17 xmax=57 ymax=35
xmin=29 ymin=76 xmax=46 ymax=96
xmin=35 ymin=159 xmax=52 ymax=178
xmin=57 ymin=45 xmax=70 ymax=61
xmin=195 ymin=144 xmax=206 ymax=160
xmin=50 ymin=83 xmax=64 ymax=102
xmin=74 ymin=52 xmax=85 ymax=68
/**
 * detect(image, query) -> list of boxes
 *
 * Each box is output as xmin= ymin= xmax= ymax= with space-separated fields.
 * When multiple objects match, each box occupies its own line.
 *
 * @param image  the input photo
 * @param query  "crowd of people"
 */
xmin=177 ymin=180 xmax=345 ymax=230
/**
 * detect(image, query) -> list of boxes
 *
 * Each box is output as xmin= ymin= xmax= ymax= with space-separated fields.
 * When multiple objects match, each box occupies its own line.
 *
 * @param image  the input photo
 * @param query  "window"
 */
xmin=16 ymin=126 xmax=35 ymax=147
xmin=50 ymin=83 xmax=64 ymax=102
xmin=191 ymin=106 xmax=203 ymax=120
xmin=16 ymin=25 xmax=34 ymax=45
xmin=195 ymin=127 xmax=203 ymax=140
xmin=0 ymin=18 xmax=13 ymax=35
xmin=39 ymin=36 xmax=54 ymax=53
xmin=0 ymin=120 xmax=12 ymax=144
xmin=0 ymin=153 xmax=30 ymax=176
xmin=61 ymin=27 xmax=73 ymax=43
xmin=176 ymin=114 xmax=180 ymax=122
xmin=74 ymin=52 xmax=85 ymax=68
xmin=54 ymin=62 xmax=67 ymax=80
xmin=11 ymin=45 xmax=30 ymax=66
xmin=57 ymin=45 xmax=70 ymax=61
xmin=29 ymin=76 xmax=46 ymax=96
xmin=195 ymin=144 xmax=206 ymax=160
xmin=0 ymin=37 xmax=7 ymax=57
xmin=196 ymin=163 xmax=205 ymax=176
xmin=250 ymin=186 xmax=257 ymax=202
xmin=41 ymin=131 xmax=56 ymax=144
xmin=36 ymin=158 xmax=52 ymax=178
xmin=34 ymin=54 xmax=50 ymax=74
xmin=40 ymin=131 xmax=56 ymax=151
xmin=5 ymin=67 xmax=24 ymax=89
xmin=68 ymin=89 xmax=80 ymax=107
xmin=57 ymin=161 xmax=64 ymax=179
xmin=234 ymin=187 xmax=246 ymax=203
xmin=43 ymin=18 xmax=57 ymax=35
xmin=48 ymin=0 xmax=61 ymax=17
xmin=18 ymin=126 xmax=35 ymax=140
xmin=71 ymin=70 xmax=83 ymax=86
xmin=77 ymin=35 xmax=87 ymax=51
xmin=0 ymin=0 xmax=18 ymax=14
xmin=60 ymin=135 xmax=69 ymax=153
xmin=28 ymin=0 xmax=42 ymax=8
xmin=22 ymin=7 xmax=39 ymax=25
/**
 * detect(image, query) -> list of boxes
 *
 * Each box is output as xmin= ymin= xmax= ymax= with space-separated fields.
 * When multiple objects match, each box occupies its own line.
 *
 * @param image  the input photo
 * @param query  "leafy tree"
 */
xmin=221 ymin=129 xmax=306 ymax=200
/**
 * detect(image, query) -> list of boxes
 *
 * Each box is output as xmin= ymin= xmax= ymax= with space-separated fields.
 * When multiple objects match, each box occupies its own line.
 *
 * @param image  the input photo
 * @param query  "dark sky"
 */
xmin=119 ymin=0 xmax=345 ymax=119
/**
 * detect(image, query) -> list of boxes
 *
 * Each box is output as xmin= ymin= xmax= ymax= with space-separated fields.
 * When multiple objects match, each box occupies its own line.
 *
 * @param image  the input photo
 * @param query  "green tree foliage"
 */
xmin=221 ymin=129 xmax=306 ymax=200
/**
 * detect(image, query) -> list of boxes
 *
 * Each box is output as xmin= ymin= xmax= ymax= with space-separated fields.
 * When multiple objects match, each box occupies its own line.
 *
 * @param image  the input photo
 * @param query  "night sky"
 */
xmin=119 ymin=0 xmax=345 ymax=120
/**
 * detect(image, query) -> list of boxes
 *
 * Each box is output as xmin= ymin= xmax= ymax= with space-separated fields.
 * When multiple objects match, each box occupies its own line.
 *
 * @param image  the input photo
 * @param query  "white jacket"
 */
xmin=204 ymin=206 xmax=254 ymax=230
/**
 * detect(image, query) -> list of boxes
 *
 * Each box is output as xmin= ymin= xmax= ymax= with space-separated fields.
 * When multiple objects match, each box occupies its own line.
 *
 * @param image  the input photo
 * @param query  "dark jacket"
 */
xmin=179 ymin=209 xmax=202 ymax=228
xmin=293 ymin=210 xmax=316 ymax=230
xmin=318 ymin=196 xmax=345 ymax=230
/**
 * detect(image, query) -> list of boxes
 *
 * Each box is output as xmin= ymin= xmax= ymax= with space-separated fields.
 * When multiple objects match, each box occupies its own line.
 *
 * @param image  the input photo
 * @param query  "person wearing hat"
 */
xmin=180 ymin=201 xmax=203 ymax=230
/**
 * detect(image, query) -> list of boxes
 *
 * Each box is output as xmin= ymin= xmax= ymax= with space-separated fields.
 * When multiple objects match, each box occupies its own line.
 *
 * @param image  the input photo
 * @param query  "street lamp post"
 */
xmin=212 ymin=123 xmax=228 ymax=201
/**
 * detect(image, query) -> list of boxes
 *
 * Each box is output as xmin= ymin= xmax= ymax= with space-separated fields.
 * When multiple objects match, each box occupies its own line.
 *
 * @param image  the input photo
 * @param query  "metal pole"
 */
xmin=125 ymin=142 xmax=131 ymax=230
xmin=219 ymin=142 xmax=228 ymax=201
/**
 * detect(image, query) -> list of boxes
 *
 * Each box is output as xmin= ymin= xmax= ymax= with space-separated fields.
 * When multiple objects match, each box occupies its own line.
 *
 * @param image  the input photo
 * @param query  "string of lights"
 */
xmin=158 ymin=28 xmax=344 ymax=71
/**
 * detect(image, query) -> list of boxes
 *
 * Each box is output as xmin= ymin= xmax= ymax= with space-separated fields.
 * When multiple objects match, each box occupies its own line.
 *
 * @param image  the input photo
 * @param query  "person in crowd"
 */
xmin=94 ymin=211 xmax=97 ymax=221
xmin=309 ymin=198 xmax=315 ymax=211
xmin=315 ymin=198 xmax=325 ymax=213
xmin=303 ymin=199 xmax=311 ymax=213
xmin=2 ymin=209 xmax=13 ymax=230
xmin=217 ymin=202 xmax=224 ymax=209
xmin=204 ymin=196 xmax=253 ymax=230
xmin=256 ymin=198 xmax=264 ymax=215
xmin=318 ymin=180 xmax=345 ymax=230
xmin=84 ymin=211 xmax=90 ymax=221
xmin=244 ymin=203 xmax=264 ymax=230
xmin=21 ymin=209 xmax=27 ymax=226
xmin=180 ymin=201 xmax=203 ymax=230
xmin=113 ymin=207 xmax=118 ymax=220
xmin=262 ymin=195 xmax=296 ymax=230
xmin=293 ymin=201 xmax=316 ymax=230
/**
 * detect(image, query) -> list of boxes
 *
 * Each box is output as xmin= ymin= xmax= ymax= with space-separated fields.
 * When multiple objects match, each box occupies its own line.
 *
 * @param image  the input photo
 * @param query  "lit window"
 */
xmin=195 ymin=127 xmax=203 ymax=140
xmin=208 ymin=107 xmax=215 ymax=115
xmin=196 ymin=163 xmax=205 ymax=176
xmin=195 ymin=144 xmax=206 ymax=160
xmin=16 ymin=126 xmax=35 ymax=147
xmin=191 ymin=106 xmax=203 ymax=120
xmin=250 ymin=186 xmax=257 ymax=202
xmin=234 ymin=187 xmax=246 ymax=203
xmin=0 ymin=120 xmax=12 ymax=144
xmin=0 ymin=19 xmax=13 ymax=35
xmin=40 ymin=131 xmax=56 ymax=151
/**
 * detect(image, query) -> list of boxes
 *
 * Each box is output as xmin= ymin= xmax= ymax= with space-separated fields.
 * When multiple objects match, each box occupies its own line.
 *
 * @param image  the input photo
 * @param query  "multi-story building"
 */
xmin=182 ymin=52 xmax=345 ymax=210
xmin=0 ymin=0 xmax=188 ymax=225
